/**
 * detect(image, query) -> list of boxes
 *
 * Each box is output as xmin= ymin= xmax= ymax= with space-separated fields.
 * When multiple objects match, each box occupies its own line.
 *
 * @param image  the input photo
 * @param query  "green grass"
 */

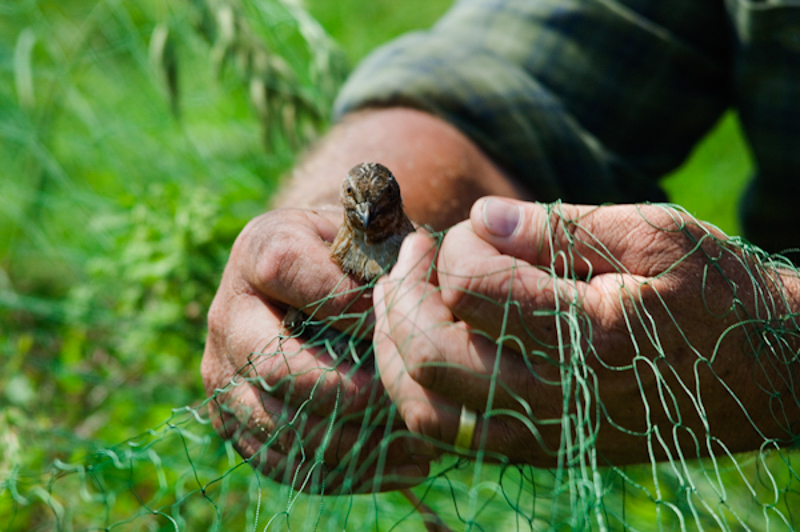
xmin=0 ymin=0 xmax=760 ymax=530
xmin=306 ymin=0 xmax=452 ymax=62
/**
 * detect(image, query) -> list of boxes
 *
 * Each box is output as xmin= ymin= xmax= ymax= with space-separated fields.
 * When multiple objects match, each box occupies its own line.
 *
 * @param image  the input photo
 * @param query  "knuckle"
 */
xmin=438 ymin=228 xmax=509 ymax=320
xmin=438 ymin=230 xmax=475 ymax=309
xmin=232 ymin=209 xmax=308 ymax=291
xmin=200 ymin=348 xmax=219 ymax=387
xmin=439 ymin=274 xmax=470 ymax=315
xmin=255 ymin=228 xmax=301 ymax=290
xmin=398 ymin=325 xmax=453 ymax=392
xmin=439 ymin=260 xmax=486 ymax=317
xmin=441 ymin=266 xmax=505 ymax=327
xmin=205 ymin=291 xmax=228 ymax=334
xmin=231 ymin=212 xmax=272 ymax=258
xmin=405 ymin=350 xmax=445 ymax=391
xmin=400 ymin=401 xmax=446 ymax=443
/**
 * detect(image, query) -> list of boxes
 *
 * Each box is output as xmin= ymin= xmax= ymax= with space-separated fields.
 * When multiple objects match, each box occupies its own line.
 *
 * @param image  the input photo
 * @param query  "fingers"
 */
xmin=202 ymin=207 xmax=399 ymax=484
xmin=469 ymin=198 xmax=712 ymax=278
xmin=203 ymin=206 xmax=456 ymax=491
xmin=437 ymin=199 xmax=716 ymax=356
xmin=369 ymin=202 xmax=678 ymax=462
xmin=437 ymin=221 xmax=614 ymax=357
xmin=237 ymin=209 xmax=373 ymax=320
xmin=373 ymin=233 xmax=563 ymax=462
xmin=205 ymin=208 xmax=384 ymax=417
xmin=372 ymin=233 xmax=459 ymax=449
xmin=471 ymin=198 xmax=617 ymax=276
xmin=205 ymin=269 xmax=379 ymax=418
xmin=207 ymin=379 xmax=431 ymax=493
xmin=370 ymin=199 xmax=778 ymax=468
xmin=375 ymin=233 xmax=543 ymax=406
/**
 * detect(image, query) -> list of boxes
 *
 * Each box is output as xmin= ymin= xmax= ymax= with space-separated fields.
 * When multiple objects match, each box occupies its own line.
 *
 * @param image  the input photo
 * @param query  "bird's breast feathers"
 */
xmin=331 ymin=225 xmax=407 ymax=282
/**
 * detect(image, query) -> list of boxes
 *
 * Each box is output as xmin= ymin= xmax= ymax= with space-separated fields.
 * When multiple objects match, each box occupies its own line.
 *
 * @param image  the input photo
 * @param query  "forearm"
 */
xmin=274 ymin=107 xmax=533 ymax=230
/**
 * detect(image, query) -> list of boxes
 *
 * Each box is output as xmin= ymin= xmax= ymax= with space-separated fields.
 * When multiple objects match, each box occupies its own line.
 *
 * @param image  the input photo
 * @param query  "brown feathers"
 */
xmin=330 ymin=162 xmax=415 ymax=282
xmin=283 ymin=162 xmax=414 ymax=362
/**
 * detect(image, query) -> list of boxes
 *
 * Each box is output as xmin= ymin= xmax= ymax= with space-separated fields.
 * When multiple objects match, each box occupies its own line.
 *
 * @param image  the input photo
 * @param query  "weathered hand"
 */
xmin=201 ymin=207 xmax=431 ymax=493
xmin=373 ymin=198 xmax=800 ymax=466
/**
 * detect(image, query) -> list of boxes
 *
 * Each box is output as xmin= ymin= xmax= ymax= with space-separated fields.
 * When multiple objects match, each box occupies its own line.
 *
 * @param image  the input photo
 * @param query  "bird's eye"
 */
xmin=346 ymin=186 xmax=352 ymax=195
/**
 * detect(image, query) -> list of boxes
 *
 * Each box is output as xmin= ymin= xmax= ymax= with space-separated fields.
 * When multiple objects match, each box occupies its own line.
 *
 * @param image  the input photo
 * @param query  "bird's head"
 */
xmin=340 ymin=162 xmax=404 ymax=237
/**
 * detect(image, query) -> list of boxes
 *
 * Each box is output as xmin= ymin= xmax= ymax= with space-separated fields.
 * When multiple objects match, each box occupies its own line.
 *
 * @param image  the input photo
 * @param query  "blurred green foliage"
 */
xmin=0 ymin=0 xmax=346 ymax=528
xmin=0 ymin=0 xmax=757 ymax=530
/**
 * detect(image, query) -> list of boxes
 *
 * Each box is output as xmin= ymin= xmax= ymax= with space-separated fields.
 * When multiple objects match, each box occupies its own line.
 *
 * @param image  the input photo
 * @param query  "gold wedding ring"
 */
xmin=453 ymin=405 xmax=477 ymax=451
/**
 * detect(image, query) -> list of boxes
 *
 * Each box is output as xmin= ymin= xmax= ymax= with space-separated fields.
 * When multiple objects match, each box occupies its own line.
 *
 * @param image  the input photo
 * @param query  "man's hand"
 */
xmin=201 ymin=207 xmax=433 ymax=492
xmin=373 ymin=198 xmax=800 ymax=466
xmin=201 ymin=108 xmax=530 ymax=490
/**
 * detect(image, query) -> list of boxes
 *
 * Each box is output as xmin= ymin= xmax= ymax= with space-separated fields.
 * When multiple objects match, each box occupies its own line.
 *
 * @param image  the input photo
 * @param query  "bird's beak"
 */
xmin=356 ymin=203 xmax=371 ymax=229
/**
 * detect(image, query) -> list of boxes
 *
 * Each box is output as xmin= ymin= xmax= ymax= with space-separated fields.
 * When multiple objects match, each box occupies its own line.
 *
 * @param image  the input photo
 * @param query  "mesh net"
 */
xmin=201 ymin=204 xmax=800 ymax=531
xmin=2 ymin=1 xmax=799 ymax=531
xmin=8 ymin=212 xmax=800 ymax=531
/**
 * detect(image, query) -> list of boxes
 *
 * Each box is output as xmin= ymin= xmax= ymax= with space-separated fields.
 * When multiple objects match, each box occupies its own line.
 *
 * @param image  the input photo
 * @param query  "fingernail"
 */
xmin=482 ymin=198 xmax=521 ymax=237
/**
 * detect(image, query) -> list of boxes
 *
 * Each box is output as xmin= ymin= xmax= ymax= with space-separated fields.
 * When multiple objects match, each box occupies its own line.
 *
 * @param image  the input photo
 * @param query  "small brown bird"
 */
xmin=330 ymin=162 xmax=415 ymax=282
xmin=283 ymin=162 xmax=414 ymax=362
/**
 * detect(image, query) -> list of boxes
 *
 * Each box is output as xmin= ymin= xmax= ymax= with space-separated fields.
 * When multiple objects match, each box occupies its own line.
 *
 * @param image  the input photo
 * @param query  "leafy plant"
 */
xmin=0 ymin=0 xmax=346 ymax=528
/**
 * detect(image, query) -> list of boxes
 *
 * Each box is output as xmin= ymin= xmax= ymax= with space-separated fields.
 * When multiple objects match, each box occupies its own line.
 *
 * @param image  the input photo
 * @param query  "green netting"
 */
xmin=2 ymin=1 xmax=799 ymax=531
xmin=5 ymin=213 xmax=800 ymax=530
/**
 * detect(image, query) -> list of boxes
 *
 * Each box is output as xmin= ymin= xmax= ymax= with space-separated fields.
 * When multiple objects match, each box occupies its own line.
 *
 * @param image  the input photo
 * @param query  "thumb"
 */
xmin=471 ymin=197 xmax=619 ymax=276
